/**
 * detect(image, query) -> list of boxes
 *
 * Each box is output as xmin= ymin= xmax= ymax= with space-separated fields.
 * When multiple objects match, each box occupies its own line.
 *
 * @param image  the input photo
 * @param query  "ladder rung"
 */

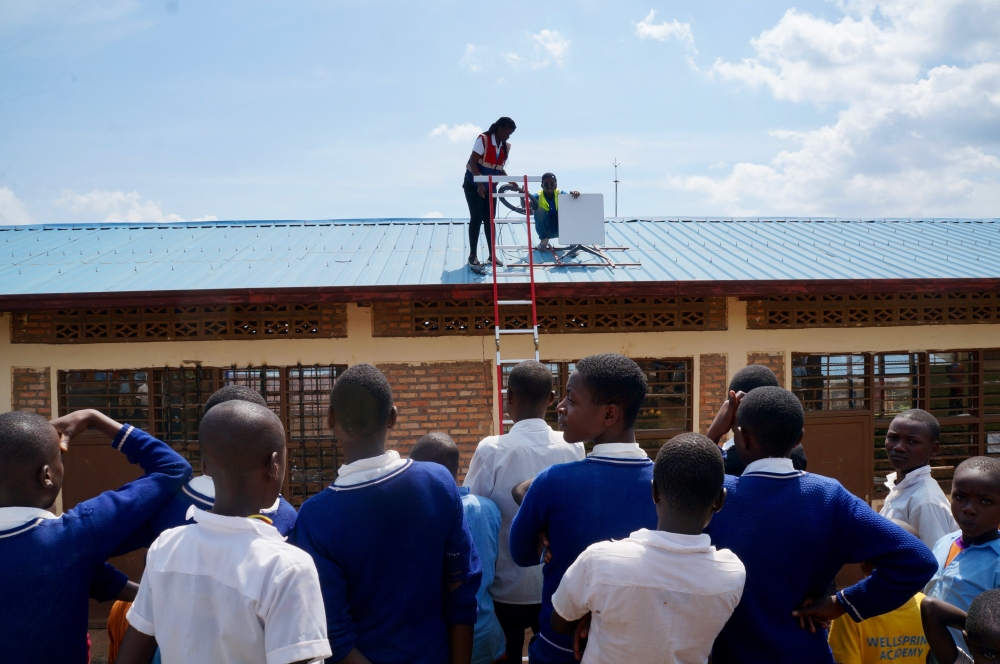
xmin=495 ymin=274 xmax=531 ymax=278
xmin=498 ymin=329 xmax=535 ymax=335
xmin=502 ymin=419 xmax=515 ymax=425
xmin=473 ymin=176 xmax=543 ymax=183
xmin=498 ymin=358 xmax=534 ymax=364
xmin=495 ymin=244 xmax=532 ymax=249
xmin=495 ymin=220 xmax=527 ymax=224
xmin=492 ymin=192 xmax=524 ymax=198
xmin=498 ymin=300 xmax=533 ymax=305
xmin=500 ymin=389 xmax=508 ymax=394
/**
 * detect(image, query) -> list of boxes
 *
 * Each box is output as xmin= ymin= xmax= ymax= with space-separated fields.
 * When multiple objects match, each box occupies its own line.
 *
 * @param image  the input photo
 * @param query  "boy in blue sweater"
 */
xmin=705 ymin=386 xmax=938 ymax=664
xmin=0 ymin=409 xmax=191 ymax=663
xmin=412 ymin=432 xmax=506 ymax=664
xmin=509 ymin=353 xmax=657 ymax=664
xmin=292 ymin=364 xmax=482 ymax=664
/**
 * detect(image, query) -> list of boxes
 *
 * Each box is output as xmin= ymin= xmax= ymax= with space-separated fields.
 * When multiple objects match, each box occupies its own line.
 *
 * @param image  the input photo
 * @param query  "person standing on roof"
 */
xmin=530 ymin=172 xmax=580 ymax=252
xmin=464 ymin=117 xmax=517 ymax=272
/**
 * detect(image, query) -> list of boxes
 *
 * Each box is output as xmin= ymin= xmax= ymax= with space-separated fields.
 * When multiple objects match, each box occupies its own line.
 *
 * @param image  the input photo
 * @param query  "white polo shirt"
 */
xmin=464 ymin=418 xmax=585 ymax=604
xmin=551 ymin=528 xmax=746 ymax=664
xmin=128 ymin=508 xmax=332 ymax=664
xmin=880 ymin=464 xmax=958 ymax=548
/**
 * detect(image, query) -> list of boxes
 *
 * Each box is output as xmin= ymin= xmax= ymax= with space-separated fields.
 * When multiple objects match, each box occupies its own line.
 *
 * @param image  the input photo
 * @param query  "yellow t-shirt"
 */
xmin=828 ymin=593 xmax=927 ymax=664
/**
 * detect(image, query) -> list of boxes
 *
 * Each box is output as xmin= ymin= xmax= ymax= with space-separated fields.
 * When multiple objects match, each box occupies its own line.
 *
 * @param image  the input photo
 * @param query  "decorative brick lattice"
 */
xmin=377 ymin=361 xmax=494 ymax=480
xmin=699 ymin=354 xmax=728 ymax=435
xmin=373 ymin=297 xmax=728 ymax=337
xmin=746 ymin=352 xmax=785 ymax=387
xmin=11 ymin=304 xmax=347 ymax=343
xmin=747 ymin=293 xmax=1000 ymax=329
xmin=12 ymin=367 xmax=51 ymax=417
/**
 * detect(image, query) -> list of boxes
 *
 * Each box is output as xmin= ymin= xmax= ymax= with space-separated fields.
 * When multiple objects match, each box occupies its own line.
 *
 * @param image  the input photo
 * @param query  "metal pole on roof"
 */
xmin=612 ymin=159 xmax=620 ymax=218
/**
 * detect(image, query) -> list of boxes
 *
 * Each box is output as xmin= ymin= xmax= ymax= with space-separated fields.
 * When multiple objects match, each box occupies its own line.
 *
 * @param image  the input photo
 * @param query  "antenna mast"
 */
xmin=612 ymin=159 xmax=620 ymax=218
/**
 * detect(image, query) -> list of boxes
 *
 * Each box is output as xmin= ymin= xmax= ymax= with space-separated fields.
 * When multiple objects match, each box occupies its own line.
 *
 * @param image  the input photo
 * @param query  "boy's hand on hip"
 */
xmin=537 ymin=529 xmax=551 ymax=564
xmin=573 ymin=613 xmax=591 ymax=661
xmin=792 ymin=595 xmax=845 ymax=632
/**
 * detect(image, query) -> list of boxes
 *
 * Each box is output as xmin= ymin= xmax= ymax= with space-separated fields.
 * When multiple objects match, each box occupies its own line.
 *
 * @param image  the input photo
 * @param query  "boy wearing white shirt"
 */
xmin=465 ymin=360 xmax=585 ymax=661
xmin=880 ymin=409 xmax=957 ymax=548
xmin=115 ymin=401 xmax=331 ymax=664
xmin=551 ymin=432 xmax=745 ymax=664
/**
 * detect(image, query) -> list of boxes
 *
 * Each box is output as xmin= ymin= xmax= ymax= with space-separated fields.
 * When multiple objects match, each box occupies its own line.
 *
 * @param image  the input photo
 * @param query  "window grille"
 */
xmin=747 ymin=293 xmax=1000 ymax=329
xmin=59 ymin=364 xmax=347 ymax=507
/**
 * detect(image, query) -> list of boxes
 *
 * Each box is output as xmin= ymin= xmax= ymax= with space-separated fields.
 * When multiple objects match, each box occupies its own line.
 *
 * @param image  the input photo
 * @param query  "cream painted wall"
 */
xmin=5 ymin=299 xmax=1000 ymax=434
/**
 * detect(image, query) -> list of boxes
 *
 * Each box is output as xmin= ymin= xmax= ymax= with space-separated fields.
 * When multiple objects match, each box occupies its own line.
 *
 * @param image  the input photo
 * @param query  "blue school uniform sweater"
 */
xmin=292 ymin=460 xmax=482 ymax=664
xmin=704 ymin=464 xmax=939 ymax=664
xmin=460 ymin=487 xmax=506 ymax=664
xmin=509 ymin=455 xmax=656 ymax=663
xmin=0 ymin=425 xmax=191 ymax=663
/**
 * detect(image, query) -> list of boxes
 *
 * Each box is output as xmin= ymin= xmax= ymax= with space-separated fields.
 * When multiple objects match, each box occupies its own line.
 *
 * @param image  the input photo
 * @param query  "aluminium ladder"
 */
xmin=472 ymin=174 xmax=543 ymax=433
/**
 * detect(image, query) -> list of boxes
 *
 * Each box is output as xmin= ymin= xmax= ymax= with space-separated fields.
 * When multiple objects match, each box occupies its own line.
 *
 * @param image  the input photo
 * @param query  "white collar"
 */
xmin=629 ymin=528 xmax=713 ymax=553
xmin=187 ymin=474 xmax=215 ymax=498
xmin=885 ymin=465 xmax=932 ymax=491
xmin=0 ymin=506 xmax=57 ymax=529
xmin=508 ymin=418 xmax=555 ymax=434
xmin=187 ymin=506 xmax=282 ymax=539
xmin=589 ymin=442 xmax=648 ymax=460
xmin=260 ymin=496 xmax=282 ymax=513
xmin=743 ymin=457 xmax=800 ymax=477
xmin=335 ymin=450 xmax=408 ymax=487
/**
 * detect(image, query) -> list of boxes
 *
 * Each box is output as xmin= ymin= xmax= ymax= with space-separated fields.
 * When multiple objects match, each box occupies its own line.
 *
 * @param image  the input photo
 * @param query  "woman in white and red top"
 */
xmin=464 ymin=117 xmax=517 ymax=271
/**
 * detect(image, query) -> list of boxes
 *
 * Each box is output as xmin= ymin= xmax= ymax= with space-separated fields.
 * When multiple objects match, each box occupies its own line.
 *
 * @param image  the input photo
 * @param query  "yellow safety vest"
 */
xmin=537 ymin=190 xmax=559 ymax=212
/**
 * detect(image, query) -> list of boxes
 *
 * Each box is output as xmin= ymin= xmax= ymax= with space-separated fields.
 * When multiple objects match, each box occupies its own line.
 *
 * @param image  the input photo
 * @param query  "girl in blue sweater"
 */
xmin=705 ymin=386 xmax=938 ymax=664
xmin=0 ymin=409 xmax=191 ymax=663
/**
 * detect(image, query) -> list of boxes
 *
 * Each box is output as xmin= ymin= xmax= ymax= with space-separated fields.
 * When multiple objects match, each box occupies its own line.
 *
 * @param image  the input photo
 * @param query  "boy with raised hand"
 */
xmin=549 ymin=432 xmax=745 ymax=664
xmin=705 ymin=386 xmax=938 ymax=664
xmin=292 ymin=364 xmax=482 ymax=664
xmin=115 ymin=401 xmax=331 ymax=664
xmin=922 ymin=589 xmax=1000 ymax=664
xmin=705 ymin=363 xmax=807 ymax=475
xmin=827 ymin=520 xmax=929 ymax=664
xmin=0 ymin=409 xmax=191 ymax=663
xmin=924 ymin=456 xmax=1000 ymax=654
xmin=464 ymin=360 xmax=584 ymax=661
xmin=412 ymin=432 xmax=505 ymax=664
xmin=880 ymin=408 xmax=957 ymax=547
xmin=509 ymin=353 xmax=657 ymax=664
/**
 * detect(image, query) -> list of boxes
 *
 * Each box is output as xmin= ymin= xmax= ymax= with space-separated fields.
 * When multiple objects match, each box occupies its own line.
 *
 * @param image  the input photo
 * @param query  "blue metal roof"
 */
xmin=1 ymin=218 xmax=999 ymax=299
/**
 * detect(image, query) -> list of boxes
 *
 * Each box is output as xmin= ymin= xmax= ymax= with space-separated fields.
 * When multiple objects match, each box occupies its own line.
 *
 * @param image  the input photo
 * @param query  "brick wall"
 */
xmin=699 ymin=354 xmax=727 ymax=434
xmin=377 ymin=361 xmax=494 ymax=479
xmin=746 ymin=351 xmax=786 ymax=387
xmin=12 ymin=367 xmax=52 ymax=417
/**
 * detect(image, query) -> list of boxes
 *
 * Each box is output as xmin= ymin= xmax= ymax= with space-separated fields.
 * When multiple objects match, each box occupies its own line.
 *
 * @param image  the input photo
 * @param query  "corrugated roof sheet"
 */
xmin=1 ymin=218 xmax=999 ymax=297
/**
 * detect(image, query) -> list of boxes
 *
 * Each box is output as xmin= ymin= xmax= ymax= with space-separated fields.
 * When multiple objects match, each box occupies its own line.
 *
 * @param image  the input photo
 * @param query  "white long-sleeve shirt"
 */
xmin=463 ymin=418 xmax=585 ymax=604
xmin=880 ymin=465 xmax=958 ymax=548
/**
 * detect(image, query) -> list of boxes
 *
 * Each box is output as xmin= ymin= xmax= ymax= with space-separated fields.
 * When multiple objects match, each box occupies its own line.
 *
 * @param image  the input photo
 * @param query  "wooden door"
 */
xmin=801 ymin=413 xmax=874 ymax=589
xmin=62 ymin=430 xmax=146 ymax=627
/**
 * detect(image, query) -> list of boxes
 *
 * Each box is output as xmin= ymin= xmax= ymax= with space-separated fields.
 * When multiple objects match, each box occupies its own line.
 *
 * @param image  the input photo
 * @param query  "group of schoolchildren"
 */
xmin=2 ymin=354 xmax=1000 ymax=664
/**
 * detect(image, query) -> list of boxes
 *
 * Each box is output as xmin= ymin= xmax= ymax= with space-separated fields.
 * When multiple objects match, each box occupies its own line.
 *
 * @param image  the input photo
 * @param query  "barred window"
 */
xmin=59 ymin=364 xmax=346 ymax=507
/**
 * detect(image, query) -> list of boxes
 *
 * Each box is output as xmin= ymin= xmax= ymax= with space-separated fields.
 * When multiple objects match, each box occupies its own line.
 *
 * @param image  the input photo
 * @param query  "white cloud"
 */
xmin=429 ymin=123 xmax=483 ymax=143
xmin=56 ymin=189 xmax=186 ymax=222
xmin=421 ymin=211 xmax=444 ymax=218
xmin=460 ymin=43 xmax=482 ymax=72
xmin=503 ymin=30 xmax=570 ymax=70
xmin=192 ymin=215 xmax=218 ymax=221
xmin=0 ymin=188 xmax=34 ymax=225
xmin=635 ymin=10 xmax=695 ymax=49
xmin=671 ymin=0 xmax=1000 ymax=216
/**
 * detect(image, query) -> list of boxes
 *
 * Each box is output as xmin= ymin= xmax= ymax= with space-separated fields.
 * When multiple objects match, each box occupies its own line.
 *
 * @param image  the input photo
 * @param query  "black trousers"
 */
xmin=464 ymin=180 xmax=496 ymax=259
xmin=494 ymin=601 xmax=541 ymax=662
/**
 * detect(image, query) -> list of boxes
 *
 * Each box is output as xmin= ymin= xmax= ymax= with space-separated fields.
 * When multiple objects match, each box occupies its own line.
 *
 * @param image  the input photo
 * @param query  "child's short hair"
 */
xmin=410 ymin=432 xmax=460 ymax=478
xmin=892 ymin=408 xmax=940 ymax=441
xmin=330 ymin=364 xmax=394 ymax=436
xmin=204 ymin=385 xmax=268 ymax=413
xmin=956 ymin=456 xmax=1000 ymax=483
xmin=200 ymin=401 xmax=285 ymax=470
xmin=736 ymin=387 xmax=804 ymax=457
xmin=729 ymin=364 xmax=780 ymax=394
xmin=0 ymin=412 xmax=55 ymax=482
xmin=574 ymin=354 xmax=648 ymax=429
xmin=654 ymin=432 xmax=724 ymax=514
xmin=966 ymin=588 xmax=1000 ymax=642
xmin=508 ymin=360 xmax=554 ymax=405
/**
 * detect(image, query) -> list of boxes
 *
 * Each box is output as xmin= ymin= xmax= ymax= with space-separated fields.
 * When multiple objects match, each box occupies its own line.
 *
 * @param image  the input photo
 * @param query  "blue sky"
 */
xmin=1 ymin=0 xmax=998 ymax=223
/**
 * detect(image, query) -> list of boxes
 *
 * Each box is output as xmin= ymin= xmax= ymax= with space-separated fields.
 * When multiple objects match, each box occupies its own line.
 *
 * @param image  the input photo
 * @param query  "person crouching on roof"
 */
xmin=531 ymin=172 xmax=579 ymax=251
